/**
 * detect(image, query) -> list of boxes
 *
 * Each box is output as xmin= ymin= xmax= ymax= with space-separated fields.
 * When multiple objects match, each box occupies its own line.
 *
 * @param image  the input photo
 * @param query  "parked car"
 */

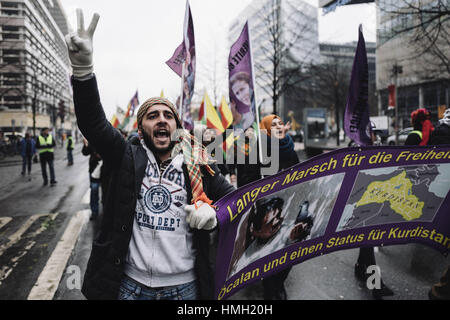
xmin=386 ymin=127 xmax=413 ymax=145
xmin=3 ymin=132 xmax=23 ymax=143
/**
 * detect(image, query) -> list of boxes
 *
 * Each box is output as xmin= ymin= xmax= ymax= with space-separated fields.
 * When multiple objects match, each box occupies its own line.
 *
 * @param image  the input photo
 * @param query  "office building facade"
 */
xmin=228 ymin=0 xmax=320 ymax=122
xmin=376 ymin=0 xmax=450 ymax=129
xmin=0 ymin=0 xmax=73 ymax=137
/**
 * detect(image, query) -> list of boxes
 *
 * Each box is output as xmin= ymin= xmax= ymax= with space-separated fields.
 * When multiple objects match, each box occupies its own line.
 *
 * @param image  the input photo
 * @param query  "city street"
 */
xmin=0 ymin=141 xmax=447 ymax=300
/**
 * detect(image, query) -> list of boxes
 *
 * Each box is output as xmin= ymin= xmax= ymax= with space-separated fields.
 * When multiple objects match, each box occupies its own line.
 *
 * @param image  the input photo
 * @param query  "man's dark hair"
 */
xmin=251 ymin=197 xmax=284 ymax=231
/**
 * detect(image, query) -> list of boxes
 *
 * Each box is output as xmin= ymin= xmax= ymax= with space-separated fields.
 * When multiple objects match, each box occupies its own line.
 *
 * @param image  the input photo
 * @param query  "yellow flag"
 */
xmin=219 ymin=96 xmax=233 ymax=129
xmin=205 ymin=93 xmax=225 ymax=133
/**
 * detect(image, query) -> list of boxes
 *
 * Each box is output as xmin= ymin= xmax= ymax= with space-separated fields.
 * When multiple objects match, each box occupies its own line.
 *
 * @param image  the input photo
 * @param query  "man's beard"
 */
xmin=141 ymin=129 xmax=175 ymax=156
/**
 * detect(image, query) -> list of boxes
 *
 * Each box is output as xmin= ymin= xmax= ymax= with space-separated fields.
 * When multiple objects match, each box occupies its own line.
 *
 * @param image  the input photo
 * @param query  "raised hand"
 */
xmin=65 ymin=9 xmax=100 ymax=78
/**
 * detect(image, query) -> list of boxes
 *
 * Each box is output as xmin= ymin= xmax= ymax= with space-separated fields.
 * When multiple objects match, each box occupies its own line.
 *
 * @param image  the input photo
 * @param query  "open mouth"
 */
xmin=154 ymin=128 xmax=170 ymax=143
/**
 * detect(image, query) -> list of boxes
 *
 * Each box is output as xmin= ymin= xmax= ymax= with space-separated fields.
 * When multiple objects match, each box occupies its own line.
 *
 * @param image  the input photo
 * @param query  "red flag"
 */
xmin=388 ymin=85 xmax=396 ymax=108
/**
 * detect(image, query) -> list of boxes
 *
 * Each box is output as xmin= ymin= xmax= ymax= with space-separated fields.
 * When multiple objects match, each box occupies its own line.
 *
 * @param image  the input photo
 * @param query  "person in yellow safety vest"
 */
xmin=66 ymin=132 xmax=74 ymax=166
xmin=36 ymin=127 xmax=57 ymax=186
xmin=405 ymin=109 xmax=424 ymax=146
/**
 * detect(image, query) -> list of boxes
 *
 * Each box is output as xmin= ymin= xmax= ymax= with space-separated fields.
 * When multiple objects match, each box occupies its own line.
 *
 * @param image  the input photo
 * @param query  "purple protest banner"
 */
xmin=214 ymin=145 xmax=450 ymax=300
xmin=166 ymin=41 xmax=185 ymax=78
xmin=228 ymin=22 xmax=256 ymax=132
xmin=344 ymin=25 xmax=372 ymax=146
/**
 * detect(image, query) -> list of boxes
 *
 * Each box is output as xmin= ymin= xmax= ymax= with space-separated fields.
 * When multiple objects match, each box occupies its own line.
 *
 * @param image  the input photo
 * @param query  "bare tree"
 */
xmin=253 ymin=0 xmax=318 ymax=115
xmin=303 ymin=59 xmax=352 ymax=146
xmin=379 ymin=0 xmax=450 ymax=75
xmin=196 ymin=39 xmax=228 ymax=107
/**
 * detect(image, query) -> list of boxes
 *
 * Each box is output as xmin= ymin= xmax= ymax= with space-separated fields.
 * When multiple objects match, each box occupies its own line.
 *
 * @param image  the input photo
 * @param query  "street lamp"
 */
xmin=392 ymin=64 xmax=403 ymax=145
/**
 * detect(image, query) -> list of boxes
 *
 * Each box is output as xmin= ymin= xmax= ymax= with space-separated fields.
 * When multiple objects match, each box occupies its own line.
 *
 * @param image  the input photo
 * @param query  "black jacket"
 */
xmin=428 ymin=123 xmax=450 ymax=145
xmin=233 ymin=134 xmax=300 ymax=187
xmin=81 ymin=143 xmax=102 ymax=182
xmin=72 ymin=76 xmax=235 ymax=300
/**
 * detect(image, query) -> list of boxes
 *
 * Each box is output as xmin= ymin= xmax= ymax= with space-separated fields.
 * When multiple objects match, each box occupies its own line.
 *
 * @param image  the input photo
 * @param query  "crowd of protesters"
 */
xmin=1 ymin=7 xmax=445 ymax=302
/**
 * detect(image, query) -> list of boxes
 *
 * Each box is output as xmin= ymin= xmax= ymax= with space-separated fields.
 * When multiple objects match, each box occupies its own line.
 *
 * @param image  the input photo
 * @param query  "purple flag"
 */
xmin=166 ymin=42 xmax=186 ymax=77
xmin=180 ymin=1 xmax=195 ymax=130
xmin=344 ymin=25 xmax=372 ymax=146
xmin=228 ymin=22 xmax=255 ymax=132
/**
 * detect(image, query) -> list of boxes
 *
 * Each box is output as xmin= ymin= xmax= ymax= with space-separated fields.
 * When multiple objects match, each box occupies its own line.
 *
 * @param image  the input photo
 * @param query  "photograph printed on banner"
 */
xmin=226 ymin=173 xmax=345 ymax=279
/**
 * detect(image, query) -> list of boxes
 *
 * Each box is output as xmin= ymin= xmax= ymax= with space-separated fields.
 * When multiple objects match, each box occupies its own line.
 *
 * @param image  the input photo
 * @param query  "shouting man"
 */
xmin=65 ymin=9 xmax=234 ymax=300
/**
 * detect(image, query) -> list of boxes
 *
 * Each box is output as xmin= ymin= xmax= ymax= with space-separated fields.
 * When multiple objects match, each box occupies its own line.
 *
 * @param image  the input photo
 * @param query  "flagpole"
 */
xmin=247 ymin=21 xmax=263 ymax=167
xmin=204 ymin=90 xmax=207 ymax=125
xmin=179 ymin=0 xmax=190 ymax=128
xmin=179 ymin=65 xmax=186 ymax=123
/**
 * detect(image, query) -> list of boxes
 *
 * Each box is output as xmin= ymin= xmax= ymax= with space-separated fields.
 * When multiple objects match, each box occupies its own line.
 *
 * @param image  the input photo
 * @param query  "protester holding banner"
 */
xmin=226 ymin=114 xmax=300 ymax=299
xmin=258 ymin=114 xmax=300 ymax=300
xmin=64 ymin=9 xmax=235 ymax=300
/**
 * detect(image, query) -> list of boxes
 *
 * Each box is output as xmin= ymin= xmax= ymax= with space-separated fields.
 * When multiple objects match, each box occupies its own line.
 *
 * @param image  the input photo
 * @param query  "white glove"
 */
xmin=64 ymin=9 xmax=100 ymax=78
xmin=185 ymin=201 xmax=217 ymax=230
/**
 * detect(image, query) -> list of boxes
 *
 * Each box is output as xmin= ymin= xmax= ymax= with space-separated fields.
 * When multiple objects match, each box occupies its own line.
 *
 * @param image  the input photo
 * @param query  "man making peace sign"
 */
xmin=65 ymin=9 xmax=234 ymax=300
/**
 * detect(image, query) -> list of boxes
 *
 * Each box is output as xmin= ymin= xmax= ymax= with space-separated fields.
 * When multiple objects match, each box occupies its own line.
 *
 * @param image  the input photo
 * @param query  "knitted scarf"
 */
xmin=171 ymin=129 xmax=216 ymax=207
xmin=279 ymin=134 xmax=295 ymax=157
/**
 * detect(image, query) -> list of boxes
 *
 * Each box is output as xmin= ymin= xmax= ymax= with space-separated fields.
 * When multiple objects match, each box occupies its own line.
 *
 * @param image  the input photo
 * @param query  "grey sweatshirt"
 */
xmin=124 ymin=141 xmax=196 ymax=287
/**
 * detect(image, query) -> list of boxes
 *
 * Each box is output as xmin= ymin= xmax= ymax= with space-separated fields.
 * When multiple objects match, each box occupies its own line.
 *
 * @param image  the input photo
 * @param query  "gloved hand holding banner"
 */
xmin=214 ymin=145 xmax=450 ymax=300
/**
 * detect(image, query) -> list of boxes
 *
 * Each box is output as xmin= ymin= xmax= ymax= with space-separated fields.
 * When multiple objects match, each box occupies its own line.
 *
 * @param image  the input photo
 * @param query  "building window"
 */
xmin=2 ymin=25 xmax=19 ymax=32
xmin=3 ymin=96 xmax=22 ymax=102
xmin=1 ymin=2 xmax=19 ymax=8
xmin=1 ymin=9 xmax=20 ymax=16
xmin=2 ymin=56 xmax=21 ymax=64
xmin=3 ymin=33 xmax=20 ymax=39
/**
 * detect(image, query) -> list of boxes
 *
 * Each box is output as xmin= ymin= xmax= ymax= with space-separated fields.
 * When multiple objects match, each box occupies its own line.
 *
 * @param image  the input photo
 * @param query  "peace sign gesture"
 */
xmin=65 ymin=9 xmax=100 ymax=78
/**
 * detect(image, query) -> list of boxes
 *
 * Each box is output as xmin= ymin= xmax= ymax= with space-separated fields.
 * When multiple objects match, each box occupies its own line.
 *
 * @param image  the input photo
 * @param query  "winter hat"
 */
xmin=137 ymin=97 xmax=215 ymax=207
xmin=136 ymin=97 xmax=182 ymax=129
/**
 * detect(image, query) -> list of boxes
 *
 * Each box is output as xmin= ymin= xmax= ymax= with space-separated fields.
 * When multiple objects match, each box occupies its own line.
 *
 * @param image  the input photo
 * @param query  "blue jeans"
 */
xmin=90 ymin=181 xmax=100 ymax=215
xmin=117 ymin=275 xmax=198 ymax=300
xmin=22 ymin=155 xmax=32 ymax=174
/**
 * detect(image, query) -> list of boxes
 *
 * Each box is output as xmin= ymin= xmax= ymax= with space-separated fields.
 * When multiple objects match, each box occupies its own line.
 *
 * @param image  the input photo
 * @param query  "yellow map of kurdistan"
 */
xmin=355 ymin=170 xmax=424 ymax=221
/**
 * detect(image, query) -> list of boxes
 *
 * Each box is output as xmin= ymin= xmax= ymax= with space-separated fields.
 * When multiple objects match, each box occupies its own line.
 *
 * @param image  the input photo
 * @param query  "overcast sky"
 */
xmin=61 ymin=0 xmax=376 ymax=119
